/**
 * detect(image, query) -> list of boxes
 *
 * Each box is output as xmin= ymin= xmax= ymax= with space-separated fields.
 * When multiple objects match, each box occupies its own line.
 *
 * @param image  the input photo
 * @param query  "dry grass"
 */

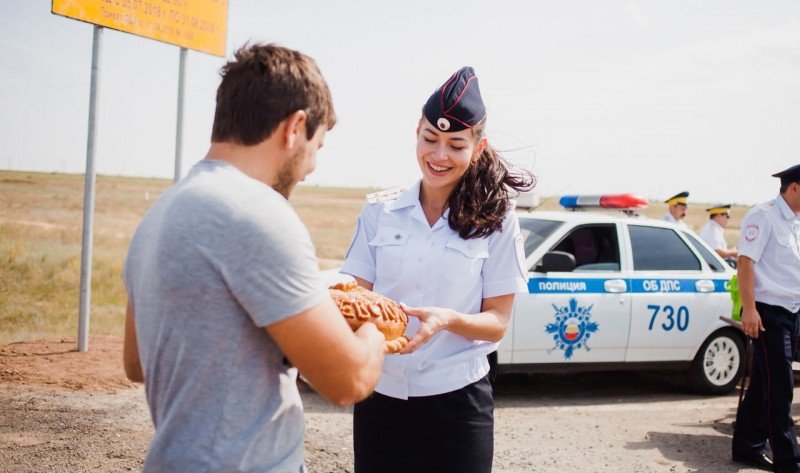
xmin=0 ymin=170 xmax=750 ymax=344
xmin=0 ymin=170 xmax=374 ymax=344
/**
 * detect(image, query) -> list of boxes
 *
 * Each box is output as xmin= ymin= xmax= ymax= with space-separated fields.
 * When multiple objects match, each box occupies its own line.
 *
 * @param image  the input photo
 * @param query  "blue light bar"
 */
xmin=560 ymin=195 xmax=602 ymax=208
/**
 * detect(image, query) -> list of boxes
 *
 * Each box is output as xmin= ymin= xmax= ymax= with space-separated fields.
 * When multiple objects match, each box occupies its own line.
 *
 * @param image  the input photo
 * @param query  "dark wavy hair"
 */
xmin=446 ymin=117 xmax=536 ymax=240
xmin=212 ymin=43 xmax=336 ymax=145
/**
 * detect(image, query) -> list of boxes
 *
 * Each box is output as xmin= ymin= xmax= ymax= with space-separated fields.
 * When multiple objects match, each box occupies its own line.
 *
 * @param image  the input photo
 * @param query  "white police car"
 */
xmin=492 ymin=194 xmax=742 ymax=394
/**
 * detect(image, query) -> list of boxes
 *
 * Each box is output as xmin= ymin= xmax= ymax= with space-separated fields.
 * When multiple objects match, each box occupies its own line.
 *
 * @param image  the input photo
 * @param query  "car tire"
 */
xmin=688 ymin=329 xmax=745 ymax=395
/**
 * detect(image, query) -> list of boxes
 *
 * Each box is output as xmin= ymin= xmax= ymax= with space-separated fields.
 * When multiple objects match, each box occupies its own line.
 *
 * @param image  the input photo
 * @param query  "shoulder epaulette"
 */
xmin=366 ymin=187 xmax=405 ymax=204
xmin=756 ymin=201 xmax=774 ymax=211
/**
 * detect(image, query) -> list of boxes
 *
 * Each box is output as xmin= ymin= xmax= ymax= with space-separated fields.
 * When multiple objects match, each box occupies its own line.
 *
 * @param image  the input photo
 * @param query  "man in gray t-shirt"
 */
xmin=122 ymin=44 xmax=384 ymax=473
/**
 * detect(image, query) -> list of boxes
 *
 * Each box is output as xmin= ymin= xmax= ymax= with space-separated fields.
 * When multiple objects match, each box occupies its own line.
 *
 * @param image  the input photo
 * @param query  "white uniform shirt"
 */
xmin=341 ymin=180 xmax=528 ymax=399
xmin=738 ymin=195 xmax=800 ymax=313
xmin=662 ymin=212 xmax=688 ymax=228
xmin=699 ymin=219 xmax=727 ymax=250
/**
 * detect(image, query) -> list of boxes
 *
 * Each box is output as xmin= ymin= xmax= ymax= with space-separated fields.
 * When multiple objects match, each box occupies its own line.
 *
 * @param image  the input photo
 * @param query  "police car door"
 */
xmin=624 ymin=224 xmax=728 ymax=361
xmin=512 ymin=223 xmax=631 ymax=364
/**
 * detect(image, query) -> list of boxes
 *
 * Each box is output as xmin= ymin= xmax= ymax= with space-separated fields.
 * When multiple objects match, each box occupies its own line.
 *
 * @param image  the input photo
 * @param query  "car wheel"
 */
xmin=689 ymin=329 xmax=745 ymax=395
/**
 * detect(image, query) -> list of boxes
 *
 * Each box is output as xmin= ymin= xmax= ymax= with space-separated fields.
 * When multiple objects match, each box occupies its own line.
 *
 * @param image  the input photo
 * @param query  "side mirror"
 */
xmin=536 ymin=251 xmax=576 ymax=273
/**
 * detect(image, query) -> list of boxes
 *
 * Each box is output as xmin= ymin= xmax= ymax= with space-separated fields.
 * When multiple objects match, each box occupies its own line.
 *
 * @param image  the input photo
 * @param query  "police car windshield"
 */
xmin=519 ymin=218 xmax=563 ymax=257
xmin=682 ymin=231 xmax=728 ymax=272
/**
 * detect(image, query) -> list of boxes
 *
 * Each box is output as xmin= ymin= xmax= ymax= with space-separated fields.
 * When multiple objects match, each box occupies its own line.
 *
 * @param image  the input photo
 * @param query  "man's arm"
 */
xmin=123 ymin=300 xmax=144 ymax=383
xmin=715 ymin=247 xmax=738 ymax=258
xmin=266 ymin=296 xmax=384 ymax=406
xmin=738 ymin=255 xmax=764 ymax=338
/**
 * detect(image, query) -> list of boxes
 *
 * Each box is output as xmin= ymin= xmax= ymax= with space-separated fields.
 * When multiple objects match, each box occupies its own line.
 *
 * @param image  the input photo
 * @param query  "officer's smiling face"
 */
xmin=416 ymin=118 xmax=482 ymax=192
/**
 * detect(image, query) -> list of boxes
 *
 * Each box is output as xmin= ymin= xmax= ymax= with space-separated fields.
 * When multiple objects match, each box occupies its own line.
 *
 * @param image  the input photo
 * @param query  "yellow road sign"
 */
xmin=52 ymin=0 xmax=228 ymax=57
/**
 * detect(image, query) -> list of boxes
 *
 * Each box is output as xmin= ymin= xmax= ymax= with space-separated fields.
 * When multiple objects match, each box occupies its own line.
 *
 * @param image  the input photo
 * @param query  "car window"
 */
xmin=550 ymin=224 xmax=620 ymax=272
xmin=682 ymin=231 xmax=727 ymax=272
xmin=519 ymin=218 xmax=563 ymax=257
xmin=629 ymin=225 xmax=701 ymax=271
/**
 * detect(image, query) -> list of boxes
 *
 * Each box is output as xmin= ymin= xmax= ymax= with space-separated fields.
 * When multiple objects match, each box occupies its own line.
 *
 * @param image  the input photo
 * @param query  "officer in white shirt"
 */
xmin=341 ymin=66 xmax=533 ymax=473
xmin=732 ymin=164 xmax=800 ymax=473
xmin=662 ymin=191 xmax=690 ymax=228
xmin=698 ymin=204 xmax=738 ymax=265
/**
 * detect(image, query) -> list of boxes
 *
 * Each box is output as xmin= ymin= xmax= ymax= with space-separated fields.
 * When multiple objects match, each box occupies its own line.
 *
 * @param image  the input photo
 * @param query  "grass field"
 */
xmin=0 ymin=170 xmax=375 ymax=344
xmin=0 ymin=170 xmax=748 ymax=344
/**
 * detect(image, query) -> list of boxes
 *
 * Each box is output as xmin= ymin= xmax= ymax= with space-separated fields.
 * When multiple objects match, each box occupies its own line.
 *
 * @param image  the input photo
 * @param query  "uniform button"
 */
xmin=395 ymin=234 xmax=402 ymax=240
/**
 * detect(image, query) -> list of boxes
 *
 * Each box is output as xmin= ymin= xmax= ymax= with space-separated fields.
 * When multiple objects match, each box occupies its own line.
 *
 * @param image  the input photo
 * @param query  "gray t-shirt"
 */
xmin=123 ymin=159 xmax=326 ymax=473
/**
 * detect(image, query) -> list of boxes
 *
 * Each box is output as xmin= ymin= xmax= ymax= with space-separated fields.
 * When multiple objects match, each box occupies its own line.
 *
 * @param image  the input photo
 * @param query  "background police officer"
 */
xmin=699 ymin=204 xmax=738 ymax=267
xmin=732 ymin=164 xmax=800 ymax=472
xmin=662 ymin=191 xmax=689 ymax=228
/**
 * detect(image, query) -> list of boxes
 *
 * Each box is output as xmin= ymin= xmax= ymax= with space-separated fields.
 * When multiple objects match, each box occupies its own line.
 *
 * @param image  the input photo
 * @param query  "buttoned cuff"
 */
xmin=483 ymin=277 xmax=529 ymax=298
xmin=340 ymin=259 xmax=376 ymax=284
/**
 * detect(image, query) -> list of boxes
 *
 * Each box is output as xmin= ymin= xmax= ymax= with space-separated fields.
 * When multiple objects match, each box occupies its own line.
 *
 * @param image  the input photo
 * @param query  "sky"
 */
xmin=2 ymin=1 xmax=800 ymax=205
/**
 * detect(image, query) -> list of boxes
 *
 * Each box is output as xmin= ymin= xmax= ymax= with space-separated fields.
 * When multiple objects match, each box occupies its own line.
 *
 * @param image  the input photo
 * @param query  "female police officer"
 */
xmin=341 ymin=67 xmax=534 ymax=473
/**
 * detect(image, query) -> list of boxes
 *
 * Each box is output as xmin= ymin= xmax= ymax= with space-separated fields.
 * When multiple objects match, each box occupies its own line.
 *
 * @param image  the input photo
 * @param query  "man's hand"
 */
xmin=123 ymin=300 xmax=144 ymax=383
xmin=267 ymin=296 xmax=385 ymax=406
xmin=741 ymin=306 xmax=765 ymax=339
xmin=737 ymin=256 xmax=762 ymax=339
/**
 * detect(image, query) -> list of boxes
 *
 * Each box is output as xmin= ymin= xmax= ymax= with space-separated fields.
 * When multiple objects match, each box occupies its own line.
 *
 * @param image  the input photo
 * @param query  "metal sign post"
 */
xmin=77 ymin=25 xmax=103 ymax=352
xmin=174 ymin=47 xmax=187 ymax=183
xmin=53 ymin=0 xmax=228 ymax=351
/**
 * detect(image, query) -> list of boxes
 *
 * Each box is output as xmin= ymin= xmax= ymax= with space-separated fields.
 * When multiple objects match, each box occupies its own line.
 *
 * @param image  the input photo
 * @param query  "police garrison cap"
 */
xmin=773 ymin=164 xmax=800 ymax=186
xmin=423 ymin=66 xmax=486 ymax=133
xmin=705 ymin=204 xmax=731 ymax=215
xmin=665 ymin=191 xmax=689 ymax=206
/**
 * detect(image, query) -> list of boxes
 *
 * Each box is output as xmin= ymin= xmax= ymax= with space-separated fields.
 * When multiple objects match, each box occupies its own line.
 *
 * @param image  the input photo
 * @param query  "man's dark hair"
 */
xmin=211 ymin=43 xmax=336 ymax=145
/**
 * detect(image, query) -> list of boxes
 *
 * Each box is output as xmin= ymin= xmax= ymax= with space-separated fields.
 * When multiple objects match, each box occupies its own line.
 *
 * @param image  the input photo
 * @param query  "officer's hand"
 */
xmin=741 ymin=307 xmax=765 ymax=339
xmin=398 ymin=304 xmax=455 ymax=354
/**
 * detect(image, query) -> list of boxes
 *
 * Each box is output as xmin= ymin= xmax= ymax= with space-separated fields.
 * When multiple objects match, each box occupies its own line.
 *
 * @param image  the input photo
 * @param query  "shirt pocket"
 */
xmin=776 ymin=233 xmax=799 ymax=258
xmin=442 ymin=237 xmax=489 ymax=287
xmin=368 ymin=226 xmax=410 ymax=281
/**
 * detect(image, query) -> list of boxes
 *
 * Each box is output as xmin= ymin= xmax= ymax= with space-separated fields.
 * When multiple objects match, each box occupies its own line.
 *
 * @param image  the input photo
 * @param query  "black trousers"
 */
xmin=733 ymin=302 xmax=800 ymax=473
xmin=353 ymin=375 xmax=494 ymax=473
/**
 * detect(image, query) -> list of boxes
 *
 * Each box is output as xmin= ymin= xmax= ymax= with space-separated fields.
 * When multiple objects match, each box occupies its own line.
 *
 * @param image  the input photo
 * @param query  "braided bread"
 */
xmin=329 ymin=281 xmax=409 ymax=354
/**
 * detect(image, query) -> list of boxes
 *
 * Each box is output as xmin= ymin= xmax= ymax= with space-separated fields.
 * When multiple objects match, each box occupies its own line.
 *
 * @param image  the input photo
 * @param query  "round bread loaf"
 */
xmin=329 ymin=281 xmax=409 ymax=354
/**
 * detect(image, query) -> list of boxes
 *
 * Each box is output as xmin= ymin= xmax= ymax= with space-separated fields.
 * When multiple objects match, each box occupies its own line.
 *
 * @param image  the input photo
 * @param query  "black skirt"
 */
xmin=353 ymin=375 xmax=494 ymax=473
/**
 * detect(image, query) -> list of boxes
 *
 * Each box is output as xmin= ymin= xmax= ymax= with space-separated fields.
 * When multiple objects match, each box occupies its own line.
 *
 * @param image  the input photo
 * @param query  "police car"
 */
xmin=492 ymin=194 xmax=742 ymax=394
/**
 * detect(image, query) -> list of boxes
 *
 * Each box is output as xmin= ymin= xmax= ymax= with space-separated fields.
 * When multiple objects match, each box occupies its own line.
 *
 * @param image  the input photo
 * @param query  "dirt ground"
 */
xmin=0 ymin=337 xmax=791 ymax=472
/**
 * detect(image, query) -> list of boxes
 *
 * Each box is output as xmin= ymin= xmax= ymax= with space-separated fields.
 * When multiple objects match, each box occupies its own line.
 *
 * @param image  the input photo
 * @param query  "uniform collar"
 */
xmin=385 ymin=180 xmax=450 ymax=229
xmin=385 ymin=180 xmax=420 ymax=212
xmin=710 ymin=219 xmax=723 ymax=230
xmin=775 ymin=195 xmax=798 ymax=220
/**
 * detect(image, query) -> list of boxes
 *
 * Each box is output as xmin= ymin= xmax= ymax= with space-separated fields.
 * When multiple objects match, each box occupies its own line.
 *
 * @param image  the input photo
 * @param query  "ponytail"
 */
xmin=446 ymin=118 xmax=535 ymax=239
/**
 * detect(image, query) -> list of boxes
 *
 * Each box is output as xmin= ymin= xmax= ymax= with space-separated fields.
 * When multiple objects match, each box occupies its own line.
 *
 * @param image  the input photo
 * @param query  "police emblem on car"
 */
xmin=545 ymin=298 xmax=598 ymax=359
